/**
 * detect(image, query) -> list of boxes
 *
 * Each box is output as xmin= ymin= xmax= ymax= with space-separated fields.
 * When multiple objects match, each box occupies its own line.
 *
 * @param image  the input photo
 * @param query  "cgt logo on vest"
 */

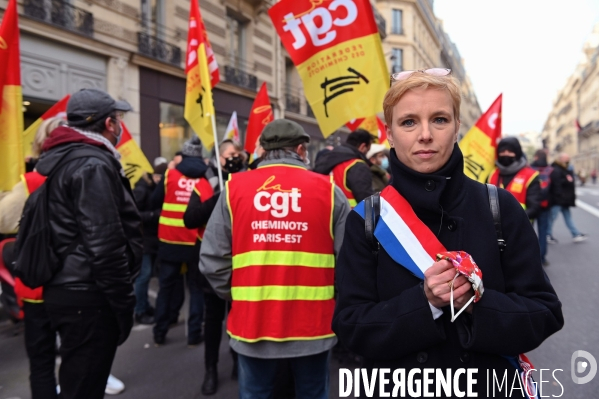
xmin=175 ymin=177 xmax=199 ymax=202
xmin=253 ymin=176 xmax=301 ymax=218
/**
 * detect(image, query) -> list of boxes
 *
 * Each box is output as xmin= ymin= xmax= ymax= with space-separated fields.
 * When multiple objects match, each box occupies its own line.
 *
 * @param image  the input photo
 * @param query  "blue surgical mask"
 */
xmin=253 ymin=150 xmax=260 ymax=160
xmin=380 ymin=157 xmax=389 ymax=170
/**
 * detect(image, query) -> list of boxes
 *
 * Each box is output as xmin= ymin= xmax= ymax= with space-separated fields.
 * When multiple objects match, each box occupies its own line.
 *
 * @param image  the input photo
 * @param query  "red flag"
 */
xmin=345 ymin=116 xmax=388 ymax=146
xmin=185 ymin=0 xmax=219 ymax=87
xmin=245 ymin=82 xmax=273 ymax=154
xmin=0 ymin=0 xmax=24 ymax=191
xmin=22 ymin=95 xmax=70 ymax=158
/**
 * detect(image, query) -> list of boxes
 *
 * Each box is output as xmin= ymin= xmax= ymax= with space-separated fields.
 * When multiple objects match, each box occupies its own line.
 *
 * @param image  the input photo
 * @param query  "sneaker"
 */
xmin=105 ymin=374 xmax=125 ymax=395
xmin=547 ymin=235 xmax=559 ymax=244
xmin=135 ymin=313 xmax=155 ymax=325
xmin=573 ymin=234 xmax=588 ymax=243
xmin=154 ymin=334 xmax=165 ymax=346
xmin=187 ymin=334 xmax=204 ymax=347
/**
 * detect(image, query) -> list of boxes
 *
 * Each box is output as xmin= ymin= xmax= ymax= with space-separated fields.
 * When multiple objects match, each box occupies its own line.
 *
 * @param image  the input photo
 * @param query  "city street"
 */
xmin=1 ymin=186 xmax=599 ymax=399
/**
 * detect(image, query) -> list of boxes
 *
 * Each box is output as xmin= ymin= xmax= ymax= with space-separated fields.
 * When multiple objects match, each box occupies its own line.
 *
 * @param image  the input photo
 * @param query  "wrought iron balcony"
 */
xmin=138 ymin=32 xmax=182 ymax=67
xmin=224 ymin=58 xmax=258 ymax=91
xmin=23 ymin=0 xmax=94 ymax=37
xmin=285 ymin=92 xmax=301 ymax=114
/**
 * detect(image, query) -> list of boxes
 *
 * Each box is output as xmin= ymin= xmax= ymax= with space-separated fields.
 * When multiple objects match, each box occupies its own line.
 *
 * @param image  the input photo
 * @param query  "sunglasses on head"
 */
xmin=389 ymin=68 xmax=451 ymax=86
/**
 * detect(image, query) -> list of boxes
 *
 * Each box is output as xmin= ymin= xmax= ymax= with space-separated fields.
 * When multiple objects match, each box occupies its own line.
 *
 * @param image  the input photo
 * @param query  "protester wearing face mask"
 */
xmin=366 ymin=143 xmax=390 ymax=192
xmin=487 ymin=137 xmax=542 ymax=221
xmin=248 ymin=137 xmax=265 ymax=170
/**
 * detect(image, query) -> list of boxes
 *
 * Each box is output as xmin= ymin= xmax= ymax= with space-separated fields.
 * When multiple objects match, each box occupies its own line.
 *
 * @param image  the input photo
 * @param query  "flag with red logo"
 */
xmin=22 ymin=95 xmax=70 ymax=158
xmin=269 ymin=0 xmax=388 ymax=138
xmin=459 ymin=94 xmax=502 ymax=183
xmin=346 ymin=115 xmax=388 ymax=147
xmin=224 ymin=111 xmax=240 ymax=143
xmin=184 ymin=0 xmax=217 ymax=149
xmin=116 ymin=122 xmax=153 ymax=186
xmin=0 ymin=0 xmax=24 ymax=191
xmin=245 ymin=82 xmax=273 ymax=154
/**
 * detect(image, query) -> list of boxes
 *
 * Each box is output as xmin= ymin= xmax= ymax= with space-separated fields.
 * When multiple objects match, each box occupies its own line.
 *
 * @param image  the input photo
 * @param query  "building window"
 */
xmin=391 ymin=48 xmax=403 ymax=73
xmin=391 ymin=9 xmax=402 ymax=34
xmin=227 ymin=14 xmax=247 ymax=68
xmin=159 ymin=102 xmax=193 ymax=161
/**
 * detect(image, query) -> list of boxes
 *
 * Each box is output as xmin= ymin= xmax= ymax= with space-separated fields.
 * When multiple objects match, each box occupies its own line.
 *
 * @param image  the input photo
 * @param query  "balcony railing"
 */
xmin=224 ymin=57 xmax=258 ymax=91
xmin=24 ymin=0 xmax=94 ymax=37
xmin=285 ymin=92 xmax=301 ymax=113
xmin=138 ymin=32 xmax=182 ymax=67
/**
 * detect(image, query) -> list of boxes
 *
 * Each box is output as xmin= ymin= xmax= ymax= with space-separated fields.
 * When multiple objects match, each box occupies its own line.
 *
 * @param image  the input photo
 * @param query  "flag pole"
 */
xmin=209 ymin=112 xmax=224 ymax=191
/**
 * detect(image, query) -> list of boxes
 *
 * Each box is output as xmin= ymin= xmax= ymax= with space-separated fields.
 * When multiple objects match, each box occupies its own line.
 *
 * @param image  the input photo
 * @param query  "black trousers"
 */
xmin=204 ymin=292 xmax=237 ymax=367
xmin=45 ymin=303 xmax=120 ymax=399
xmin=23 ymin=302 xmax=58 ymax=399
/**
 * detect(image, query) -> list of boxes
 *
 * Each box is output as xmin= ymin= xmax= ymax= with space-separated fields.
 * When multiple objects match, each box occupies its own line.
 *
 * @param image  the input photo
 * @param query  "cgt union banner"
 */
xmin=269 ymin=0 xmax=388 ymax=137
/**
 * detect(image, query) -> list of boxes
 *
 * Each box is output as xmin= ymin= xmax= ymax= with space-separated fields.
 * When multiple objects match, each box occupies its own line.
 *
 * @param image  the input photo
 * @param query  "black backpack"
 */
xmin=14 ymin=149 xmax=102 ymax=288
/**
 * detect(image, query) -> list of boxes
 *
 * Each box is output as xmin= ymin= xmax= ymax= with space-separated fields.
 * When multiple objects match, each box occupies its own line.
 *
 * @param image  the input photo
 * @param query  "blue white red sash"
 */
xmin=354 ymin=186 xmax=539 ymax=399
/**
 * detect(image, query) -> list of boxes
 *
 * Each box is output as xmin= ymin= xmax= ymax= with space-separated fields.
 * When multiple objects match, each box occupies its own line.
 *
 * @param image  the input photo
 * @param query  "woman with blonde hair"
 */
xmin=332 ymin=69 xmax=563 ymax=398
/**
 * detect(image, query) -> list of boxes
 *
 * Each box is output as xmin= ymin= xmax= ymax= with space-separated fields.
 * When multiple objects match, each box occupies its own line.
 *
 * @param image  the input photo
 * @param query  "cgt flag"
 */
xmin=269 ymin=0 xmax=388 ymax=138
xmin=0 ymin=0 xmax=24 ymax=191
xmin=184 ymin=0 xmax=216 ymax=149
xmin=459 ymin=94 xmax=502 ymax=183
xmin=346 ymin=115 xmax=388 ymax=147
xmin=22 ymin=95 xmax=70 ymax=159
xmin=116 ymin=122 xmax=153 ymax=186
xmin=245 ymin=82 xmax=273 ymax=155
xmin=224 ymin=111 xmax=240 ymax=143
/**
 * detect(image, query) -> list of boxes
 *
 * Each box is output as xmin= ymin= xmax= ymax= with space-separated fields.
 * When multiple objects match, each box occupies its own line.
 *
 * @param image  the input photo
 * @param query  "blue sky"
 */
xmin=434 ymin=0 xmax=599 ymax=134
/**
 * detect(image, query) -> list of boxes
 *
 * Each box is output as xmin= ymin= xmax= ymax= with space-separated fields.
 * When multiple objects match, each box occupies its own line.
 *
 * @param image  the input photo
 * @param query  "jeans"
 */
xmin=237 ymin=351 xmax=330 ymax=399
xmin=45 ymin=303 xmax=119 ymax=399
xmin=549 ymin=205 xmax=581 ymax=238
xmin=134 ymin=253 xmax=155 ymax=315
xmin=153 ymin=259 xmax=204 ymax=339
xmin=204 ymin=292 xmax=237 ymax=367
xmin=536 ymin=209 xmax=550 ymax=262
xmin=23 ymin=302 xmax=57 ymax=399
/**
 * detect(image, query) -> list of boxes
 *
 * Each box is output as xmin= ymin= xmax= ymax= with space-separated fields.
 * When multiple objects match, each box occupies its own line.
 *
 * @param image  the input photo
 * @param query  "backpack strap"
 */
xmin=364 ymin=192 xmax=381 ymax=256
xmin=486 ymin=184 xmax=506 ymax=252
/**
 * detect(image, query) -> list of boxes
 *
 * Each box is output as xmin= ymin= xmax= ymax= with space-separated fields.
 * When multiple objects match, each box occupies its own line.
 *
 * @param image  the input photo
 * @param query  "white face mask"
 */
xmin=303 ymin=150 xmax=310 ymax=166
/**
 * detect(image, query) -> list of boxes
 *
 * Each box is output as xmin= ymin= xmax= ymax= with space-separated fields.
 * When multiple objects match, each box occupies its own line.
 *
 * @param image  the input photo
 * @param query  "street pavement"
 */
xmin=1 ymin=184 xmax=599 ymax=399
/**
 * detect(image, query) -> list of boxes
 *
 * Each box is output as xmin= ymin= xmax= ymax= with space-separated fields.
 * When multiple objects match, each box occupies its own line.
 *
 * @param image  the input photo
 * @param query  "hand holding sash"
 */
xmin=423 ymin=259 xmax=472 ymax=309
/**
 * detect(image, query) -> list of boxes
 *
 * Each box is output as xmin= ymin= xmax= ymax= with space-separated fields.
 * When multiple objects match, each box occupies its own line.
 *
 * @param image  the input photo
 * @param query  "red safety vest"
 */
xmin=226 ymin=164 xmax=336 ymax=343
xmin=193 ymin=178 xmax=214 ymax=241
xmin=489 ymin=167 xmax=539 ymax=209
xmin=158 ymin=169 xmax=199 ymax=245
xmin=14 ymin=172 xmax=47 ymax=303
xmin=331 ymin=159 xmax=365 ymax=208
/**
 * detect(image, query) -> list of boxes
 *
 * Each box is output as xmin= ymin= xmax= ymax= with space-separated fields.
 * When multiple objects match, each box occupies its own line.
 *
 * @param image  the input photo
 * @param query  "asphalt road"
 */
xmin=1 ymin=184 xmax=599 ymax=399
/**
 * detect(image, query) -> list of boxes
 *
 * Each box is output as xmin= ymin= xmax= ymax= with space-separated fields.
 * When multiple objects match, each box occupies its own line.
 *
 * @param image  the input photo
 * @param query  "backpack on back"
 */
xmin=13 ymin=149 xmax=104 ymax=288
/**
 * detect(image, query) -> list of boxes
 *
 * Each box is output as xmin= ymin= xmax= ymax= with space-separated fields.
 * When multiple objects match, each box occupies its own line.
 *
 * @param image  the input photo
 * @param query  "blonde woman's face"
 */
xmin=386 ymin=88 xmax=459 ymax=174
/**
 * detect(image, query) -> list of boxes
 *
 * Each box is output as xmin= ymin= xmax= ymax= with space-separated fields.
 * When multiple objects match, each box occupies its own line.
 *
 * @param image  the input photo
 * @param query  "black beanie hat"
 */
xmin=497 ymin=136 xmax=523 ymax=160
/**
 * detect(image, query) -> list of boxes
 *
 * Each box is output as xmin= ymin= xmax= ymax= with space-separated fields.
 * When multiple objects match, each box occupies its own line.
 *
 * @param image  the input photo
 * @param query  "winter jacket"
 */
xmin=35 ymin=126 xmax=143 ymax=341
xmin=0 ymin=180 xmax=27 ymax=234
xmin=549 ymin=161 xmax=576 ymax=207
xmin=132 ymin=174 xmax=160 ymax=254
xmin=531 ymin=159 xmax=553 ymax=209
xmin=151 ymin=156 xmax=209 ymax=263
xmin=370 ymin=163 xmax=389 ymax=192
xmin=313 ymin=144 xmax=374 ymax=203
xmin=332 ymin=145 xmax=563 ymax=398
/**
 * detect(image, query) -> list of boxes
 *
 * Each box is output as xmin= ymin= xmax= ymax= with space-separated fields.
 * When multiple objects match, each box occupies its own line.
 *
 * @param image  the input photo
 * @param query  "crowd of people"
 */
xmin=0 ymin=70 xmax=590 ymax=397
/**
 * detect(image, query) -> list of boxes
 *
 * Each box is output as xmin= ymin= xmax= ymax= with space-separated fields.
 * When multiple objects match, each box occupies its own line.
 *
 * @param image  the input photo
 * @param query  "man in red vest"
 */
xmin=200 ymin=119 xmax=350 ymax=399
xmin=314 ymin=129 xmax=374 ymax=208
xmin=488 ymin=137 xmax=541 ymax=221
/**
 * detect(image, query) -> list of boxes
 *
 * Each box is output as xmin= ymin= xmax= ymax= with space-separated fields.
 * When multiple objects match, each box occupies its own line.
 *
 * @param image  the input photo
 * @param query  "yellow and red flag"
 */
xmin=459 ymin=94 xmax=502 ymax=183
xmin=0 ymin=0 xmax=24 ymax=191
xmin=184 ymin=0 xmax=217 ymax=149
xmin=116 ymin=122 xmax=153 ymax=186
xmin=269 ymin=0 xmax=388 ymax=137
xmin=22 ymin=95 xmax=70 ymax=158
xmin=245 ymin=82 xmax=273 ymax=154
xmin=346 ymin=115 xmax=389 ymax=147
xmin=224 ymin=111 xmax=240 ymax=143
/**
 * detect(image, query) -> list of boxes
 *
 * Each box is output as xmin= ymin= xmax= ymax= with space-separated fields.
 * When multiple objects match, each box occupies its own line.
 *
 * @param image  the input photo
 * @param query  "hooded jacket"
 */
xmin=549 ymin=161 xmax=576 ymax=207
xmin=313 ymin=144 xmax=374 ymax=203
xmin=332 ymin=145 xmax=563 ymax=397
xmin=35 ymin=126 xmax=143 ymax=332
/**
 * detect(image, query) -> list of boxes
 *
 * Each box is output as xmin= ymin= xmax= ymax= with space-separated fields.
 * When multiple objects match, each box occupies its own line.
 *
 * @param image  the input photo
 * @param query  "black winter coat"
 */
xmin=36 ymin=140 xmax=143 ymax=339
xmin=313 ymin=144 xmax=374 ymax=203
xmin=332 ymin=145 xmax=563 ymax=398
xmin=549 ymin=162 xmax=576 ymax=207
xmin=133 ymin=174 xmax=160 ymax=254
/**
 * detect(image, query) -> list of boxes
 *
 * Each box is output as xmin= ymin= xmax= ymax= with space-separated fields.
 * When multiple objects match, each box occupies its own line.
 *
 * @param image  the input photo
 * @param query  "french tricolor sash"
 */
xmin=354 ymin=185 xmax=539 ymax=399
